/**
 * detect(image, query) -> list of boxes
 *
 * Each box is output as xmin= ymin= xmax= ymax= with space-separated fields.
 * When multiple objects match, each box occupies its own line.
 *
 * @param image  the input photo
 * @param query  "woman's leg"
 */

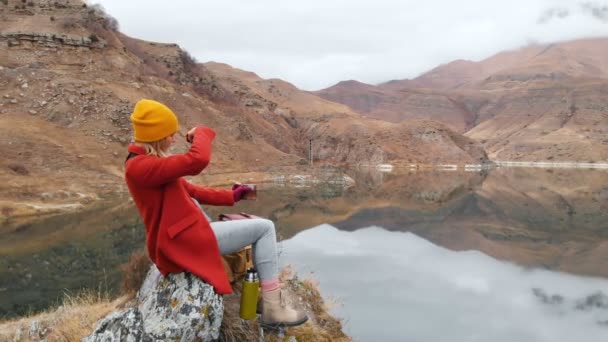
xmin=210 ymin=218 xmax=279 ymax=290
xmin=210 ymin=217 xmax=307 ymax=327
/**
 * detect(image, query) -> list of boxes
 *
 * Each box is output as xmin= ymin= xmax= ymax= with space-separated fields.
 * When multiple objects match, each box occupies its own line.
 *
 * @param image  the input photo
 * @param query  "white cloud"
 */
xmin=93 ymin=0 xmax=608 ymax=90
xmin=281 ymin=224 xmax=608 ymax=342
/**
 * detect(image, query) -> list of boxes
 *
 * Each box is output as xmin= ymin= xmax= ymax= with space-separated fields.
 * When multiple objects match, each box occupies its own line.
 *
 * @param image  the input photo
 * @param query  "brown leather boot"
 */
xmin=260 ymin=288 xmax=308 ymax=328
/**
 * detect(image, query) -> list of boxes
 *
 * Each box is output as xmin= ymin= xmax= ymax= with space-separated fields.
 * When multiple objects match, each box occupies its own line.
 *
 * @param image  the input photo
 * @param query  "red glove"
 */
xmin=232 ymin=184 xmax=253 ymax=202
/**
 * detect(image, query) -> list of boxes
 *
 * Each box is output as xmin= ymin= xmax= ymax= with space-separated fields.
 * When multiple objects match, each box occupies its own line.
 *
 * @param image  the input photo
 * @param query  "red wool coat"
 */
xmin=124 ymin=126 xmax=235 ymax=294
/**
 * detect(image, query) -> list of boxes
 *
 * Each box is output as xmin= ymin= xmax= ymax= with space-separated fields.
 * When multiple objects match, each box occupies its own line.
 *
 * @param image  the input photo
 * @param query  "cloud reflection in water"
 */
xmin=281 ymin=225 xmax=608 ymax=342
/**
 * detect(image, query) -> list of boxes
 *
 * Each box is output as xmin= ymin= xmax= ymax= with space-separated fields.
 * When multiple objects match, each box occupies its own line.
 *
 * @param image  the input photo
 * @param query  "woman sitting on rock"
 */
xmin=124 ymin=99 xmax=307 ymax=328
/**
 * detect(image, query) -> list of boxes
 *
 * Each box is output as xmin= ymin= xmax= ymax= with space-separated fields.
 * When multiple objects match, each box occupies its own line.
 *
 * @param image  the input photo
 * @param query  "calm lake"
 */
xmin=1 ymin=166 xmax=607 ymax=341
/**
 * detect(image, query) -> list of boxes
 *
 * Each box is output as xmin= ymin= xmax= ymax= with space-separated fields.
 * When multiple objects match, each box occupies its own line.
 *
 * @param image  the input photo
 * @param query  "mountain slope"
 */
xmin=0 ymin=0 xmax=486 ymax=222
xmin=316 ymin=38 xmax=608 ymax=161
xmin=203 ymin=63 xmax=487 ymax=165
xmin=316 ymin=80 xmax=474 ymax=132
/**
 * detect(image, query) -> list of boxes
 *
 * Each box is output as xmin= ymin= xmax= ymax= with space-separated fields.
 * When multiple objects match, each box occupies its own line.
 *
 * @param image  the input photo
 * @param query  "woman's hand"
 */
xmin=186 ymin=127 xmax=197 ymax=143
xmin=232 ymin=184 xmax=254 ymax=202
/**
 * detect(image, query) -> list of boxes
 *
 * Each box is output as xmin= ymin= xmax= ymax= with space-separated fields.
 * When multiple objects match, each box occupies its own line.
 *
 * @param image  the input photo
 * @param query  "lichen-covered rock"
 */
xmin=83 ymin=308 xmax=151 ymax=342
xmin=137 ymin=266 xmax=223 ymax=341
xmin=84 ymin=266 xmax=223 ymax=342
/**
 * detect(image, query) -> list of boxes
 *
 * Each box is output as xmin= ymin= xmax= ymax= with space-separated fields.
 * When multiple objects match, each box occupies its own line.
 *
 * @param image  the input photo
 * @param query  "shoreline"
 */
xmin=4 ymin=161 xmax=607 ymax=228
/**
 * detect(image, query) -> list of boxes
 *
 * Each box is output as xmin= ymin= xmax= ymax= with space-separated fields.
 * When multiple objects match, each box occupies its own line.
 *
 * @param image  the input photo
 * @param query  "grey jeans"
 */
xmin=210 ymin=218 xmax=279 ymax=282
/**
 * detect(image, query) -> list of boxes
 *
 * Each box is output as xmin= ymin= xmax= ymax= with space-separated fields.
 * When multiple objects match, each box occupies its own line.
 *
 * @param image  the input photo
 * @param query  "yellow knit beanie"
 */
xmin=130 ymin=99 xmax=179 ymax=142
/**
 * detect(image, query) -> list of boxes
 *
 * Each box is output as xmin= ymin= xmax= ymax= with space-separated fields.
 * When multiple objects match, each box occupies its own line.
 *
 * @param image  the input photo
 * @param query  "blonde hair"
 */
xmin=136 ymin=138 xmax=171 ymax=158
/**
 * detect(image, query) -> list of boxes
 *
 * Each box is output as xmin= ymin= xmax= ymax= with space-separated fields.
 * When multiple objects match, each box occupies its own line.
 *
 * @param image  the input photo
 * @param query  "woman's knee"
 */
xmin=259 ymin=218 xmax=275 ymax=229
xmin=254 ymin=218 xmax=276 ymax=234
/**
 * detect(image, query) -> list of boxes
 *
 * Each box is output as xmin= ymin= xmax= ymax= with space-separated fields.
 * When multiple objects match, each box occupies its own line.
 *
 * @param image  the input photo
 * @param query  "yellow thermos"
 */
xmin=239 ymin=268 xmax=260 ymax=320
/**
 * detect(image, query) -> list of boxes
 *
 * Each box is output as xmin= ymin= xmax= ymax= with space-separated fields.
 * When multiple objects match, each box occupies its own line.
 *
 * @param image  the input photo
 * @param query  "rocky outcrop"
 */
xmin=1 ymin=32 xmax=106 ymax=49
xmin=83 ymin=309 xmax=149 ymax=342
xmin=84 ymin=266 xmax=223 ymax=342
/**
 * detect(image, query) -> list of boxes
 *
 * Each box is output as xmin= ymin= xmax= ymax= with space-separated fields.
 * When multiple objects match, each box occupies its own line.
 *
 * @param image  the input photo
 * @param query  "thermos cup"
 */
xmin=239 ymin=268 xmax=260 ymax=320
xmin=242 ymin=184 xmax=257 ymax=200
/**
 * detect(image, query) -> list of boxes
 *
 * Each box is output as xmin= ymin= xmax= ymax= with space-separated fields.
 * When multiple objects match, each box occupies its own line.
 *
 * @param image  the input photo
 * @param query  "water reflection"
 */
xmin=281 ymin=225 xmax=608 ymax=342
xmin=1 ymin=167 xmax=607 ymax=318
xmin=333 ymin=168 xmax=608 ymax=278
xmin=0 ymin=195 xmax=144 ymax=318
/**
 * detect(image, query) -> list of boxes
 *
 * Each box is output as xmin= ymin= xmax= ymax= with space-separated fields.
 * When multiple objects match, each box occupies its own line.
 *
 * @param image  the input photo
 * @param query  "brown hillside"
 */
xmin=0 ymin=0 xmax=486 ymax=222
xmin=317 ymin=38 xmax=608 ymax=161
xmin=204 ymin=62 xmax=359 ymax=119
xmin=316 ymin=80 xmax=474 ymax=132
xmin=380 ymin=38 xmax=608 ymax=91
xmin=381 ymin=59 xmax=485 ymax=91
xmin=202 ymin=62 xmax=487 ymax=165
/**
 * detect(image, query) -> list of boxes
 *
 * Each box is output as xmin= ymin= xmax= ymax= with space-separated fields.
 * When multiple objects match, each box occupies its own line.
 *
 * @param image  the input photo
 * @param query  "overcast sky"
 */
xmin=92 ymin=0 xmax=608 ymax=90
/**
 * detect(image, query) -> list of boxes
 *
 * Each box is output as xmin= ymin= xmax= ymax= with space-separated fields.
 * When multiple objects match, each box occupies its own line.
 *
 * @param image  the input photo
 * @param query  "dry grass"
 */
xmin=120 ymin=249 xmax=152 ymax=295
xmin=0 ymin=256 xmax=349 ymax=342
xmin=265 ymin=267 xmax=351 ymax=342
xmin=220 ymin=266 xmax=351 ymax=342
xmin=0 ymin=251 xmax=146 ymax=341
xmin=0 ymin=290 xmax=129 ymax=342
xmin=219 ymin=283 xmax=261 ymax=342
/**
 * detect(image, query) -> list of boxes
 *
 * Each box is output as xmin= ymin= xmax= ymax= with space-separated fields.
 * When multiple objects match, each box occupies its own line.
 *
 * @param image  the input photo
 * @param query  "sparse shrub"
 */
xmin=61 ymin=17 xmax=80 ymax=29
xmin=219 ymin=292 xmax=260 ymax=341
xmin=120 ymin=250 xmax=151 ymax=295
xmin=21 ymin=0 xmax=26 ymax=3
xmin=86 ymin=4 xmax=120 ymax=31
xmin=103 ymin=13 xmax=119 ymax=31
xmin=0 ymin=0 xmax=7 ymax=5
xmin=89 ymin=33 xmax=99 ymax=43
xmin=50 ymin=16 xmax=55 ymax=21
xmin=1 ymin=206 xmax=15 ymax=217
xmin=179 ymin=49 xmax=197 ymax=70
xmin=27 ymin=1 xmax=34 ymax=6
xmin=8 ymin=163 xmax=29 ymax=175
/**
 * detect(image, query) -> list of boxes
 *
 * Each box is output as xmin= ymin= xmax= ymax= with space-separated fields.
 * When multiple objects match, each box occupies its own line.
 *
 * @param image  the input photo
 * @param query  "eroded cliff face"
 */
xmin=316 ymin=38 xmax=608 ymax=162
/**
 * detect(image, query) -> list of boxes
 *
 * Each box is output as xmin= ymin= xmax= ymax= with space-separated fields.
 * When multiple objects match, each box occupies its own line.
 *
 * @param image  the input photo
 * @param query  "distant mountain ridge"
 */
xmin=316 ymin=37 xmax=608 ymax=161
